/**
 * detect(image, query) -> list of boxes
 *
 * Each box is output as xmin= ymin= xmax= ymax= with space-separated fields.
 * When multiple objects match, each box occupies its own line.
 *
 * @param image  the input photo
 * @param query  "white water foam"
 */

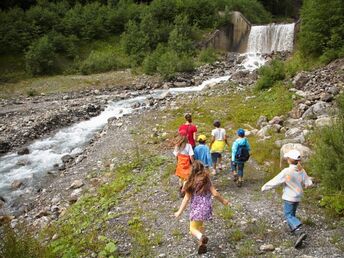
xmin=247 ymin=23 xmax=295 ymax=53
xmin=0 ymin=76 xmax=230 ymax=198
xmin=240 ymin=23 xmax=295 ymax=72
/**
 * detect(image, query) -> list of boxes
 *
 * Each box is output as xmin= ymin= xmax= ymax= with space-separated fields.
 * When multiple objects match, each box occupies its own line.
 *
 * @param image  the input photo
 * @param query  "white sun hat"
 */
xmin=284 ymin=150 xmax=301 ymax=160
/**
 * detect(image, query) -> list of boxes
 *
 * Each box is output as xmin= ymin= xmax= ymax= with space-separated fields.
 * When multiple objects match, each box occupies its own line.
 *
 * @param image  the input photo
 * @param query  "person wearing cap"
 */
xmin=210 ymin=120 xmax=228 ymax=175
xmin=178 ymin=113 xmax=197 ymax=149
xmin=231 ymin=128 xmax=250 ymax=187
xmin=261 ymin=149 xmax=313 ymax=249
xmin=194 ymin=135 xmax=213 ymax=169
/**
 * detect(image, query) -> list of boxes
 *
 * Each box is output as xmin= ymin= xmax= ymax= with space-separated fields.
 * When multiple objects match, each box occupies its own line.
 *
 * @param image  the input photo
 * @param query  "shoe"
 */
xmin=198 ymin=235 xmax=208 ymax=254
xmin=294 ymin=232 xmax=307 ymax=248
xmin=237 ymin=180 xmax=242 ymax=187
xmin=233 ymin=174 xmax=238 ymax=182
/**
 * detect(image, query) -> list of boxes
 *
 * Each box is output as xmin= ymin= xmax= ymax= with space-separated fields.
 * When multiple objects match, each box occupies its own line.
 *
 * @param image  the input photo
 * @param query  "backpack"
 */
xmin=235 ymin=144 xmax=250 ymax=162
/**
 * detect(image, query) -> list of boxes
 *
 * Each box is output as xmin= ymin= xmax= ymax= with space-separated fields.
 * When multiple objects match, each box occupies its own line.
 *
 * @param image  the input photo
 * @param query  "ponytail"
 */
xmin=297 ymin=161 xmax=304 ymax=172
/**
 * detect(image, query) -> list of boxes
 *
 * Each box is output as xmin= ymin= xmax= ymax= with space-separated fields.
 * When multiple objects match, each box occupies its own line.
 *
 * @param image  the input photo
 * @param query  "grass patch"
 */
xmin=244 ymin=219 xmax=269 ymax=240
xmin=0 ymin=224 xmax=54 ymax=258
xmin=229 ymin=229 xmax=246 ymax=242
xmin=237 ymin=239 xmax=256 ymax=257
xmin=44 ymin=155 xmax=166 ymax=257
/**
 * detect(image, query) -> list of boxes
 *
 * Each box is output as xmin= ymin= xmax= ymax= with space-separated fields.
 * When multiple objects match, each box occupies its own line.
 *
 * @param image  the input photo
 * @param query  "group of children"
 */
xmin=173 ymin=113 xmax=313 ymax=254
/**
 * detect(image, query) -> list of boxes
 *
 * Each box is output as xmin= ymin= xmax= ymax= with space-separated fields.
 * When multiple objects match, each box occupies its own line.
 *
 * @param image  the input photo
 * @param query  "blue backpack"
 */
xmin=235 ymin=144 xmax=250 ymax=162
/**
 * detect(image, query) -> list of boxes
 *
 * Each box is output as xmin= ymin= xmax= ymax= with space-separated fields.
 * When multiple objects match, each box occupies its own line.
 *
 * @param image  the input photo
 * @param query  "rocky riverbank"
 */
xmin=1 ymin=55 xmax=343 ymax=257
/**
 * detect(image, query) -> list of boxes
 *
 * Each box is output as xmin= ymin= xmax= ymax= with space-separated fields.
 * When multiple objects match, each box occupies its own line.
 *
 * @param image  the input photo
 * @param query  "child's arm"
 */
xmin=224 ymin=134 xmax=229 ymax=146
xmin=210 ymin=135 xmax=215 ymax=148
xmin=210 ymin=186 xmax=229 ymax=205
xmin=231 ymin=140 xmax=238 ymax=161
xmin=174 ymin=192 xmax=191 ymax=218
xmin=261 ymin=170 xmax=286 ymax=191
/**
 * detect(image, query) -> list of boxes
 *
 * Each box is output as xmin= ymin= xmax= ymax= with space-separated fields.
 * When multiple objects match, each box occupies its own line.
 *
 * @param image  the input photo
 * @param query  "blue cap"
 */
xmin=237 ymin=128 xmax=245 ymax=137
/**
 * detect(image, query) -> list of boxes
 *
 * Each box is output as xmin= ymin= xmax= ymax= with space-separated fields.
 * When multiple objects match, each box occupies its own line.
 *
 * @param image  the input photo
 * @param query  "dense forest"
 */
xmin=0 ymin=0 xmax=303 ymax=80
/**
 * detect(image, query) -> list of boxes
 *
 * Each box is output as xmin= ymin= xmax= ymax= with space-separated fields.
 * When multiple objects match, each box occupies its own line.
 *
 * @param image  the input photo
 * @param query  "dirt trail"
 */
xmin=108 ymin=151 xmax=343 ymax=257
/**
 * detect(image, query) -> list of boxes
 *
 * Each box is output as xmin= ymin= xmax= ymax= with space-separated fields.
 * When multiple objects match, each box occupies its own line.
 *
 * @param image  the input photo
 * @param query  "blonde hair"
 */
xmin=175 ymin=135 xmax=188 ymax=152
xmin=288 ymin=158 xmax=304 ymax=171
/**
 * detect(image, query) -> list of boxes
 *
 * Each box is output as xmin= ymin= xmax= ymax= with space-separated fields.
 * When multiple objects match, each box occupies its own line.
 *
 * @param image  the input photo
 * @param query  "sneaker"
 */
xmin=236 ymin=180 xmax=242 ymax=187
xmin=233 ymin=174 xmax=238 ymax=182
xmin=294 ymin=232 xmax=307 ymax=248
xmin=198 ymin=235 xmax=208 ymax=254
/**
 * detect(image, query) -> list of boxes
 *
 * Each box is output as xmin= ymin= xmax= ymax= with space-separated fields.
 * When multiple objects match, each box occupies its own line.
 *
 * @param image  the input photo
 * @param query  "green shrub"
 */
xmin=0 ymin=224 xmax=53 ymax=258
xmin=142 ymin=44 xmax=166 ymax=75
xmin=215 ymin=0 xmax=271 ymax=24
xmin=79 ymin=47 xmax=129 ymax=75
xmin=0 ymin=8 xmax=32 ymax=54
xmin=168 ymin=14 xmax=194 ymax=54
xmin=310 ymin=94 xmax=344 ymax=215
xmin=156 ymin=50 xmax=195 ymax=79
xmin=299 ymin=0 xmax=344 ymax=62
xmin=255 ymin=59 xmax=285 ymax=90
xmin=198 ymin=47 xmax=219 ymax=64
xmin=25 ymin=35 xmax=57 ymax=75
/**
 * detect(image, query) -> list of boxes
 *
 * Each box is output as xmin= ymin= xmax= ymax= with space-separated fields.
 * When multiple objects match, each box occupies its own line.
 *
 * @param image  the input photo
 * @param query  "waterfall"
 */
xmin=246 ymin=23 xmax=295 ymax=53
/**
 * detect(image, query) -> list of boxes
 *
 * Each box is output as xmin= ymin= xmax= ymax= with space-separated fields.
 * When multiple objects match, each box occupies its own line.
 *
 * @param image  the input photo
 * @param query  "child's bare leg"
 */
xmin=190 ymin=221 xmax=203 ymax=240
xmin=218 ymin=156 xmax=222 ymax=170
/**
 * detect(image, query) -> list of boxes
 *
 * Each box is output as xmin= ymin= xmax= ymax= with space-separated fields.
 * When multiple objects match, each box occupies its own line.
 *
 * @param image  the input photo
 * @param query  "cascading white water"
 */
xmin=247 ymin=23 xmax=295 ymax=53
xmin=240 ymin=23 xmax=295 ymax=71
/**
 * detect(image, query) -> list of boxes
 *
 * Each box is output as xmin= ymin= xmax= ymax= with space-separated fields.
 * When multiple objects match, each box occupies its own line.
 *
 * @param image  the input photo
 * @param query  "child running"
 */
xmin=261 ymin=149 xmax=313 ymax=248
xmin=174 ymin=161 xmax=229 ymax=254
xmin=194 ymin=135 xmax=212 ymax=169
xmin=174 ymin=133 xmax=194 ymax=198
xmin=231 ymin=128 xmax=250 ymax=187
xmin=210 ymin=120 xmax=228 ymax=175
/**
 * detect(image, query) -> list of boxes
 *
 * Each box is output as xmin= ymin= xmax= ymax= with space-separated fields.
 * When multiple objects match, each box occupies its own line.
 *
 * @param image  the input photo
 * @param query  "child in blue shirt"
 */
xmin=194 ymin=135 xmax=213 ymax=169
xmin=231 ymin=128 xmax=250 ymax=187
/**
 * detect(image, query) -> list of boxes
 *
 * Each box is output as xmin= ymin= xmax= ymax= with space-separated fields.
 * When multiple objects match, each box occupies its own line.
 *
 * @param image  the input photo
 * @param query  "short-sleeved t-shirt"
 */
xmin=211 ymin=128 xmax=226 ymax=140
xmin=173 ymin=143 xmax=194 ymax=157
xmin=179 ymin=124 xmax=197 ymax=147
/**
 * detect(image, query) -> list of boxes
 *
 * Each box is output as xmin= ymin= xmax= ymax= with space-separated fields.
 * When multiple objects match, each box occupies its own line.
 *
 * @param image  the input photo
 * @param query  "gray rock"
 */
xmin=61 ymin=154 xmax=73 ymax=164
xmin=259 ymin=244 xmax=275 ymax=252
xmin=302 ymin=101 xmax=330 ymax=119
xmin=257 ymin=125 xmax=272 ymax=138
xmin=17 ymin=147 xmax=30 ymax=155
xmin=327 ymin=86 xmax=339 ymax=95
xmin=11 ymin=180 xmax=24 ymax=189
xmin=257 ymin=115 xmax=268 ymax=129
xmin=69 ymin=188 xmax=83 ymax=203
xmin=320 ymin=93 xmax=333 ymax=102
xmin=269 ymin=116 xmax=284 ymax=125
xmin=293 ymin=72 xmax=309 ymax=89
xmin=285 ymin=128 xmax=303 ymax=139
xmin=280 ymin=143 xmax=312 ymax=165
xmin=315 ymin=116 xmax=333 ymax=127
xmin=70 ymin=180 xmax=84 ymax=189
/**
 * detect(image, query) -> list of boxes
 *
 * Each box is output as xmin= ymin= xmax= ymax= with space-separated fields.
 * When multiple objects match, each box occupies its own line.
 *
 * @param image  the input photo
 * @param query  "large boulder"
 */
xmin=256 ymin=115 xmax=268 ymax=129
xmin=302 ymin=101 xmax=331 ymax=119
xmin=315 ymin=116 xmax=333 ymax=128
xmin=285 ymin=128 xmax=303 ymax=139
xmin=280 ymin=143 xmax=312 ymax=167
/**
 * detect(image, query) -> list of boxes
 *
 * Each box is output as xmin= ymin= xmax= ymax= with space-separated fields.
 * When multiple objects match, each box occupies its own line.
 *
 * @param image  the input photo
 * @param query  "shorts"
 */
xmin=211 ymin=152 xmax=222 ymax=163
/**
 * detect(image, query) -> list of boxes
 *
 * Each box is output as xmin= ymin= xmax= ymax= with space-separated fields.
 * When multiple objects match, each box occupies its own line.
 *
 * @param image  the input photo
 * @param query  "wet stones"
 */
xmin=11 ymin=180 xmax=24 ymax=189
xmin=70 ymin=180 xmax=84 ymax=189
xmin=17 ymin=147 xmax=30 ymax=155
